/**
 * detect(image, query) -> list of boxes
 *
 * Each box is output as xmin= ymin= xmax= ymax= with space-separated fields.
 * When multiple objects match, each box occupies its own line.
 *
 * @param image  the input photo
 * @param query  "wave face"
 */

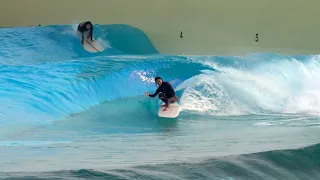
xmin=0 ymin=24 xmax=320 ymax=179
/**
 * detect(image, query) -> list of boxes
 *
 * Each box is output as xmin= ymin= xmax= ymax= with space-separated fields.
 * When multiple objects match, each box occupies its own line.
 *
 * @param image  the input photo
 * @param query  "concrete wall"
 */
xmin=1 ymin=0 xmax=320 ymax=55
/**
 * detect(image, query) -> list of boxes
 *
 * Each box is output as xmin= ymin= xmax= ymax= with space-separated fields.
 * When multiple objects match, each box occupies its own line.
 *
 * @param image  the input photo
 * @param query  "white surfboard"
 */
xmin=158 ymin=102 xmax=181 ymax=118
xmin=83 ymin=39 xmax=104 ymax=53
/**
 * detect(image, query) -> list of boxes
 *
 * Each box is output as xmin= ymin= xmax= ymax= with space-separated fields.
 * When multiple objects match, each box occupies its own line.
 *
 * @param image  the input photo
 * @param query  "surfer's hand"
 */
xmin=144 ymin=92 xmax=149 ymax=96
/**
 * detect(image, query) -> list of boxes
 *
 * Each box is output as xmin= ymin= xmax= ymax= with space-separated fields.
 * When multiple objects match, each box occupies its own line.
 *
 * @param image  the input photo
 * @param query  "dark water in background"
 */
xmin=0 ymin=24 xmax=319 ymax=179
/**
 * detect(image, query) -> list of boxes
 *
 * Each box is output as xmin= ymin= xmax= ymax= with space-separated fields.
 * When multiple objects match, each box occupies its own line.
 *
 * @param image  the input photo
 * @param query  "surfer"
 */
xmin=145 ymin=76 xmax=178 ymax=111
xmin=77 ymin=21 xmax=94 ymax=44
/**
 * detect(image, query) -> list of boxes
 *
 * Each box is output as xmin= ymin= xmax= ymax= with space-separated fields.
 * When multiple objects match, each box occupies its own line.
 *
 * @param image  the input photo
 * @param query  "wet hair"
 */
xmin=84 ymin=21 xmax=92 ymax=30
xmin=154 ymin=76 xmax=162 ymax=81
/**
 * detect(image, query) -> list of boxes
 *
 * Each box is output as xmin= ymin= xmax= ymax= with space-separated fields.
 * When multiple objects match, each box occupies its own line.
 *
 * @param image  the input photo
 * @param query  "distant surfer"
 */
xmin=77 ymin=21 xmax=94 ymax=44
xmin=145 ymin=76 xmax=179 ymax=111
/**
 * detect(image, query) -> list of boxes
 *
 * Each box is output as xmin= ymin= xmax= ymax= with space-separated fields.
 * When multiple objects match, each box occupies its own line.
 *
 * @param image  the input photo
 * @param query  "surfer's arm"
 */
xmin=148 ymin=88 xmax=161 ymax=98
xmin=90 ymin=29 xmax=93 ymax=40
xmin=81 ymin=34 xmax=84 ymax=44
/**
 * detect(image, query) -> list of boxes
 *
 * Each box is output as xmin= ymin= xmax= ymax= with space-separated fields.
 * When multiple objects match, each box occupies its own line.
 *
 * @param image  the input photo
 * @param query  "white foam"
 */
xmin=178 ymin=55 xmax=320 ymax=116
xmin=176 ymin=73 xmax=246 ymax=116
xmin=252 ymin=122 xmax=275 ymax=126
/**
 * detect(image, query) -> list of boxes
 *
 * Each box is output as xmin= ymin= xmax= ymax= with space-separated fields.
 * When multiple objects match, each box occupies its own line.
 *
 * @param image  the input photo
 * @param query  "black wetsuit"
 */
xmin=149 ymin=82 xmax=176 ymax=103
xmin=77 ymin=22 xmax=93 ymax=43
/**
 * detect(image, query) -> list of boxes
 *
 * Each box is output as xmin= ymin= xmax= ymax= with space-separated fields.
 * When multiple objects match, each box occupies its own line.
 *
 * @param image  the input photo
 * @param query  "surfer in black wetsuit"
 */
xmin=77 ymin=21 xmax=93 ymax=44
xmin=145 ymin=76 xmax=179 ymax=111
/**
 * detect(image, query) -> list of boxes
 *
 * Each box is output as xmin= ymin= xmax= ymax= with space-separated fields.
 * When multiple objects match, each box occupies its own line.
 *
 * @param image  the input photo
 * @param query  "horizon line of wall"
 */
xmin=1 ymin=0 xmax=320 ymax=56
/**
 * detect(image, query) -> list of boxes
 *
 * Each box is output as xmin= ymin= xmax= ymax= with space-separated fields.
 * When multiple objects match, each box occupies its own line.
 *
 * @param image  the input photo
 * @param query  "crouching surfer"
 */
xmin=144 ymin=76 xmax=179 ymax=111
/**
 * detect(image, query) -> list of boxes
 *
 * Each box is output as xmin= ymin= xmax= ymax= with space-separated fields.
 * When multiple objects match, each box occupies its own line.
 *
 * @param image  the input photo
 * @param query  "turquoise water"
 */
xmin=0 ymin=24 xmax=320 ymax=179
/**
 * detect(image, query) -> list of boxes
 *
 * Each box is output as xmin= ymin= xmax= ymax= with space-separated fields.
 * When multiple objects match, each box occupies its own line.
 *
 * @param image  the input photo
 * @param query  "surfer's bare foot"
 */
xmin=163 ymin=108 xmax=169 ymax=111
